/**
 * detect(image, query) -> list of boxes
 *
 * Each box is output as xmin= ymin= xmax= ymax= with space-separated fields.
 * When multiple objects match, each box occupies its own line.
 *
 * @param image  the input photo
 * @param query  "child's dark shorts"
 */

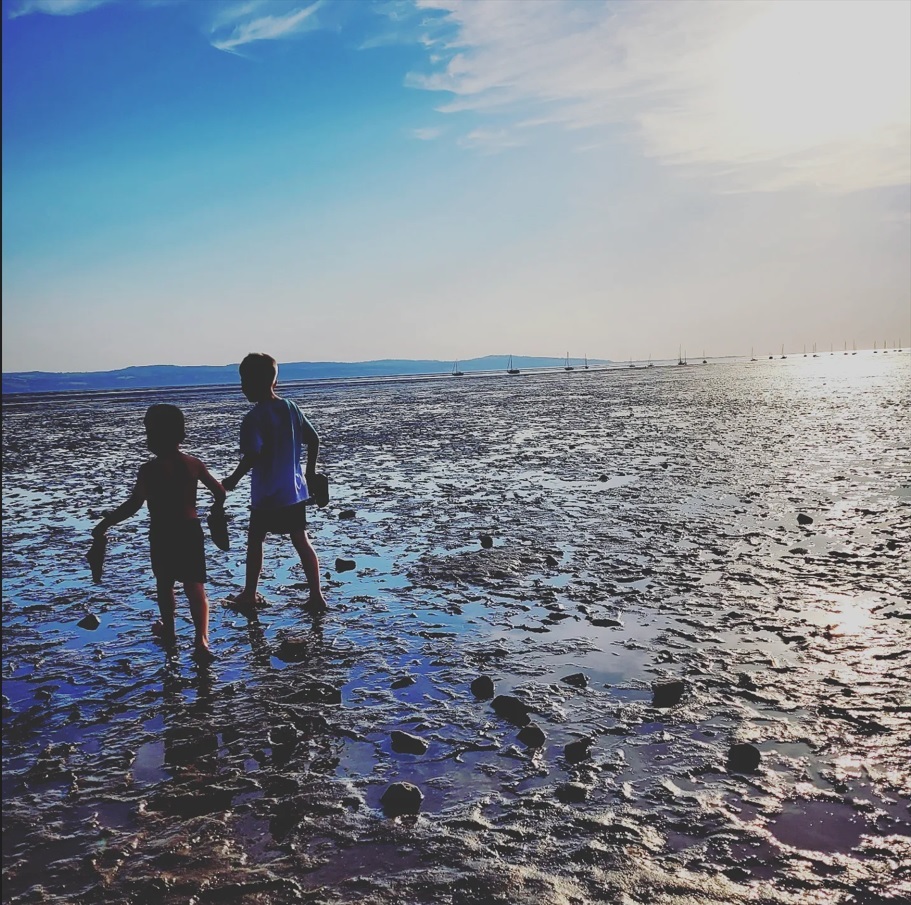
xmin=249 ymin=501 xmax=308 ymax=536
xmin=149 ymin=518 xmax=207 ymax=583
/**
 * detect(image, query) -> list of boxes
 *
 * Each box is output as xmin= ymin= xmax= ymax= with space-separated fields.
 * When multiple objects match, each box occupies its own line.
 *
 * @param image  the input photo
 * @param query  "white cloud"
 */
xmin=412 ymin=126 xmax=443 ymax=141
xmin=409 ymin=0 xmax=911 ymax=192
xmin=211 ymin=1 xmax=323 ymax=53
xmin=7 ymin=0 xmax=113 ymax=17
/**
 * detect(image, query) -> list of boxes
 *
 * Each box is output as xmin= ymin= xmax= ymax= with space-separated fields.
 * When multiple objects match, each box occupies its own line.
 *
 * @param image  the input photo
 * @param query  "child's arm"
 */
xmin=222 ymin=454 xmax=257 ymax=492
xmin=196 ymin=459 xmax=227 ymax=503
xmin=92 ymin=474 xmax=146 ymax=538
xmin=301 ymin=416 xmax=320 ymax=477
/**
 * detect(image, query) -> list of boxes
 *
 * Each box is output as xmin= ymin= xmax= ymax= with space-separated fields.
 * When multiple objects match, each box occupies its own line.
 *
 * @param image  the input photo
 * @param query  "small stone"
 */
xmin=545 ymin=554 xmax=560 ymax=568
xmin=391 ymin=731 xmax=428 ymax=755
xmin=651 ymin=679 xmax=686 ymax=708
xmin=335 ymin=557 xmax=356 ymax=572
xmin=480 ymin=534 xmax=494 ymax=549
xmin=380 ymin=781 xmax=423 ymax=817
xmin=789 ymin=547 xmax=809 ymax=555
xmin=797 ymin=513 xmax=813 ymax=526
xmin=492 ymin=694 xmax=531 ymax=726
xmin=561 ymin=673 xmax=589 ymax=689
xmin=517 ymin=724 xmax=546 ymax=748
xmin=77 ymin=613 xmax=100 ymax=630
xmin=268 ymin=724 xmax=299 ymax=748
xmin=727 ymin=742 xmax=761 ymax=773
xmin=555 ymin=782 xmax=589 ymax=803
xmin=598 ymin=474 xmax=609 ymax=482
xmin=338 ymin=509 xmax=356 ymax=520
xmin=471 ymin=675 xmax=495 ymax=699
xmin=391 ymin=675 xmax=416 ymax=689
xmin=590 ymin=617 xmax=623 ymax=628
xmin=564 ymin=738 xmax=593 ymax=764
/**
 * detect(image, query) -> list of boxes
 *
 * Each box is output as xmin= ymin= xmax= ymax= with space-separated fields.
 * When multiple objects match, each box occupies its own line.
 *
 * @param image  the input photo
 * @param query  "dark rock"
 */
xmin=268 ymin=724 xmax=299 ymax=748
xmin=652 ymin=679 xmax=686 ymax=708
xmin=338 ymin=509 xmax=356 ymax=520
xmin=480 ymin=534 xmax=494 ymax=549
xmin=564 ymin=737 xmax=593 ymax=764
xmin=590 ymin=617 xmax=623 ymax=628
xmin=380 ymin=781 xmax=423 ymax=817
xmin=517 ymin=724 xmax=546 ymax=748
xmin=545 ymin=554 xmax=560 ymax=568
xmin=727 ymin=742 xmax=761 ymax=773
xmin=555 ymin=782 xmax=589 ymax=803
xmin=492 ymin=694 xmax=531 ymax=726
xmin=275 ymin=637 xmax=311 ymax=662
xmin=391 ymin=675 xmax=416 ymax=689
xmin=561 ymin=672 xmax=589 ymax=689
xmin=391 ymin=730 xmax=428 ymax=755
xmin=471 ymin=675 xmax=495 ymax=699
xmin=335 ymin=557 xmax=356 ymax=572
xmin=790 ymin=547 xmax=809 ymax=554
xmin=77 ymin=613 xmax=100 ymax=630
xmin=797 ymin=513 xmax=814 ymax=525
xmin=598 ymin=474 xmax=609 ymax=481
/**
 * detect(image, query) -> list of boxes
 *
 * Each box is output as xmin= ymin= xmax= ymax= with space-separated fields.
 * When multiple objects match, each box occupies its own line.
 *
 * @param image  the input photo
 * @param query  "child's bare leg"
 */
xmin=290 ymin=528 xmax=326 ymax=609
xmin=183 ymin=581 xmax=215 ymax=661
xmin=153 ymin=577 xmax=177 ymax=642
xmin=234 ymin=527 xmax=267 ymax=606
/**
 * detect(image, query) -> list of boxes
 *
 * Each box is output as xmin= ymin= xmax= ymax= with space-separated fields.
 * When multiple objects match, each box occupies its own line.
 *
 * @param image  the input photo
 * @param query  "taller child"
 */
xmin=223 ymin=353 xmax=327 ymax=612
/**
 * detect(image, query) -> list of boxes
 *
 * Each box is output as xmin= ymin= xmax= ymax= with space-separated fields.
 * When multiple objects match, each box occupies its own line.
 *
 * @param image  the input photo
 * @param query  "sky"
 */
xmin=2 ymin=0 xmax=910 ymax=373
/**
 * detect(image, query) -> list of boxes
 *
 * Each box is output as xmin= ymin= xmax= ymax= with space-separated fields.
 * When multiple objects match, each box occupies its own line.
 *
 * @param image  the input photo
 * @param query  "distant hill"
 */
xmin=1 ymin=355 xmax=612 ymax=395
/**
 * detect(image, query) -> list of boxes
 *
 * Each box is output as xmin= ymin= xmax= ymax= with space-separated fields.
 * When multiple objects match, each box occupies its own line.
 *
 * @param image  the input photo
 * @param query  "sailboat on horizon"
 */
xmin=701 ymin=349 xmax=707 ymax=364
xmin=780 ymin=344 xmax=787 ymax=359
xmin=451 ymin=360 xmax=464 ymax=377
xmin=506 ymin=355 xmax=520 ymax=375
xmin=750 ymin=347 xmax=757 ymax=361
xmin=564 ymin=353 xmax=574 ymax=372
xmin=584 ymin=354 xmax=589 ymax=370
xmin=677 ymin=346 xmax=687 ymax=365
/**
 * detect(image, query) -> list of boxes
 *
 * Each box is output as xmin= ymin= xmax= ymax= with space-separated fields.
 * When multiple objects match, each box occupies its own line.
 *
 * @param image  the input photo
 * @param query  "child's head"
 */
xmin=239 ymin=352 xmax=278 ymax=402
xmin=144 ymin=404 xmax=185 ymax=455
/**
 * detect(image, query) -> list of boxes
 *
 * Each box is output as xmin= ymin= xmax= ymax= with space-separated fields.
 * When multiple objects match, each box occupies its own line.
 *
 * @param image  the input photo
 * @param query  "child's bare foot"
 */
xmin=303 ymin=595 xmax=327 ymax=614
xmin=232 ymin=590 xmax=266 ymax=608
xmin=151 ymin=620 xmax=177 ymax=644
xmin=192 ymin=644 xmax=216 ymax=665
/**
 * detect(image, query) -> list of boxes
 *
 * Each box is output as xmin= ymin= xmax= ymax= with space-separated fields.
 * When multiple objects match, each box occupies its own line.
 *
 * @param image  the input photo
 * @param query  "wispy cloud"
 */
xmin=408 ymin=0 xmax=911 ymax=192
xmin=210 ymin=1 xmax=323 ymax=54
xmin=6 ymin=0 xmax=114 ymax=17
xmin=412 ymin=126 xmax=443 ymax=141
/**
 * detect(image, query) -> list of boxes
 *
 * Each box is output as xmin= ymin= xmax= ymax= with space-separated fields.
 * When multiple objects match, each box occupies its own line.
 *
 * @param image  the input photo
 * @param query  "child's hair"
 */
xmin=144 ymin=404 xmax=186 ymax=455
xmin=239 ymin=352 xmax=278 ymax=391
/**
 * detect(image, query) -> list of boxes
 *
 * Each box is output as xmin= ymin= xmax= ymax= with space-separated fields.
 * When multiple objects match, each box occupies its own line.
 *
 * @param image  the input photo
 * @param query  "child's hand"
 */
xmin=222 ymin=475 xmax=236 ymax=492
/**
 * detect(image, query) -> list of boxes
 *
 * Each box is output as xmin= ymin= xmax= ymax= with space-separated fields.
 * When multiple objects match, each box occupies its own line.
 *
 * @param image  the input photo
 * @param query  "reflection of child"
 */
xmin=223 ymin=352 xmax=326 ymax=612
xmin=91 ymin=404 xmax=225 ymax=662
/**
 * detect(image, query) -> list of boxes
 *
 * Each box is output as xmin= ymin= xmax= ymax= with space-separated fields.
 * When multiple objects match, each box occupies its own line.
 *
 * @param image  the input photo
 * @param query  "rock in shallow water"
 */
xmin=480 ymin=533 xmax=494 ymax=549
xmin=492 ymin=694 xmax=531 ymax=726
xmin=651 ymin=679 xmax=686 ymax=708
xmin=391 ymin=730 xmax=428 ymax=755
xmin=561 ymin=672 xmax=589 ymax=689
xmin=391 ymin=675 xmax=416 ymax=689
xmin=471 ymin=675 xmax=495 ymax=699
xmin=564 ymin=737 xmax=593 ymax=763
xmin=335 ymin=557 xmax=356 ymax=572
xmin=517 ymin=724 xmax=546 ymax=748
xmin=555 ymin=782 xmax=589 ymax=803
xmin=380 ymin=782 xmax=423 ymax=817
xmin=727 ymin=742 xmax=761 ymax=772
xmin=797 ymin=513 xmax=814 ymax=525
xmin=77 ymin=613 xmax=100 ymax=630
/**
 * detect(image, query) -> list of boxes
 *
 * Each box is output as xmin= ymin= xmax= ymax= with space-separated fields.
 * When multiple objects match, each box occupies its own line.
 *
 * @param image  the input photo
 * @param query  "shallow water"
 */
xmin=3 ymin=355 xmax=910 ymax=904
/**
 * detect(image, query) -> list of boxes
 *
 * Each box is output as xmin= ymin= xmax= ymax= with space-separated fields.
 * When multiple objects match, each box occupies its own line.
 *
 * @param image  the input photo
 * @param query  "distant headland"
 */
xmin=2 ymin=356 xmax=613 ymax=395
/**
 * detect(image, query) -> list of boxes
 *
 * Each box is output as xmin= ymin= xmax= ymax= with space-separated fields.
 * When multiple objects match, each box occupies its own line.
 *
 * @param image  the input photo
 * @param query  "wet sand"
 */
xmin=2 ymin=355 xmax=910 ymax=904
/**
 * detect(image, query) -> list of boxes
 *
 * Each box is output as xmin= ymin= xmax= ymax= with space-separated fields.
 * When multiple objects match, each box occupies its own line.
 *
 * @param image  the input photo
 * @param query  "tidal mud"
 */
xmin=3 ymin=356 xmax=910 ymax=903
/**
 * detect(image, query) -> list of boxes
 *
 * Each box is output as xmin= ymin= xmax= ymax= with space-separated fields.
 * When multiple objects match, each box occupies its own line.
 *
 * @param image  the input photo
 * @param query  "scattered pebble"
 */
xmin=470 ymin=675 xmax=495 ymax=699
xmin=380 ymin=781 xmax=424 ymax=817
xmin=391 ymin=730 xmax=428 ymax=755
xmin=651 ymin=680 xmax=686 ymax=708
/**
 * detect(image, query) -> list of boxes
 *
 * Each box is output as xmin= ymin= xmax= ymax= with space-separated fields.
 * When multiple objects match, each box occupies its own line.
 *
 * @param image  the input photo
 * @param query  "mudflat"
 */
xmin=2 ymin=355 xmax=909 ymax=904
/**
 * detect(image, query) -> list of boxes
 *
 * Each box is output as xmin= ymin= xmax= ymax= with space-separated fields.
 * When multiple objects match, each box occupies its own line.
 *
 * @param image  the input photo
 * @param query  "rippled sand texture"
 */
xmin=3 ymin=355 xmax=910 ymax=905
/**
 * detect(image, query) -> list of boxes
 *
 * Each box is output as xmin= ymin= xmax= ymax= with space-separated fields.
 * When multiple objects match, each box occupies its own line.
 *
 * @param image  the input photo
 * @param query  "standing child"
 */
xmin=222 ymin=352 xmax=327 ymax=612
xmin=91 ymin=404 xmax=225 ymax=662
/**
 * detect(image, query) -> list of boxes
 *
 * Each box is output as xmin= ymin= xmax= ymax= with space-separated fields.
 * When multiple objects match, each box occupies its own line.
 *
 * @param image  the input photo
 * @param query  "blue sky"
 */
xmin=3 ymin=0 xmax=909 ymax=372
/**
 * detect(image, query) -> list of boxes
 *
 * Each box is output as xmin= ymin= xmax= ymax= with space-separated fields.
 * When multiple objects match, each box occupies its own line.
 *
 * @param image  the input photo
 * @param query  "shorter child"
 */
xmin=223 ymin=352 xmax=326 ymax=612
xmin=91 ymin=404 xmax=226 ymax=662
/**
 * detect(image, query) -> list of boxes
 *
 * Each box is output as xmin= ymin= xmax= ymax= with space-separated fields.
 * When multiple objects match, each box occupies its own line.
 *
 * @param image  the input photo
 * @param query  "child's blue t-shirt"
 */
xmin=240 ymin=398 xmax=313 ymax=510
